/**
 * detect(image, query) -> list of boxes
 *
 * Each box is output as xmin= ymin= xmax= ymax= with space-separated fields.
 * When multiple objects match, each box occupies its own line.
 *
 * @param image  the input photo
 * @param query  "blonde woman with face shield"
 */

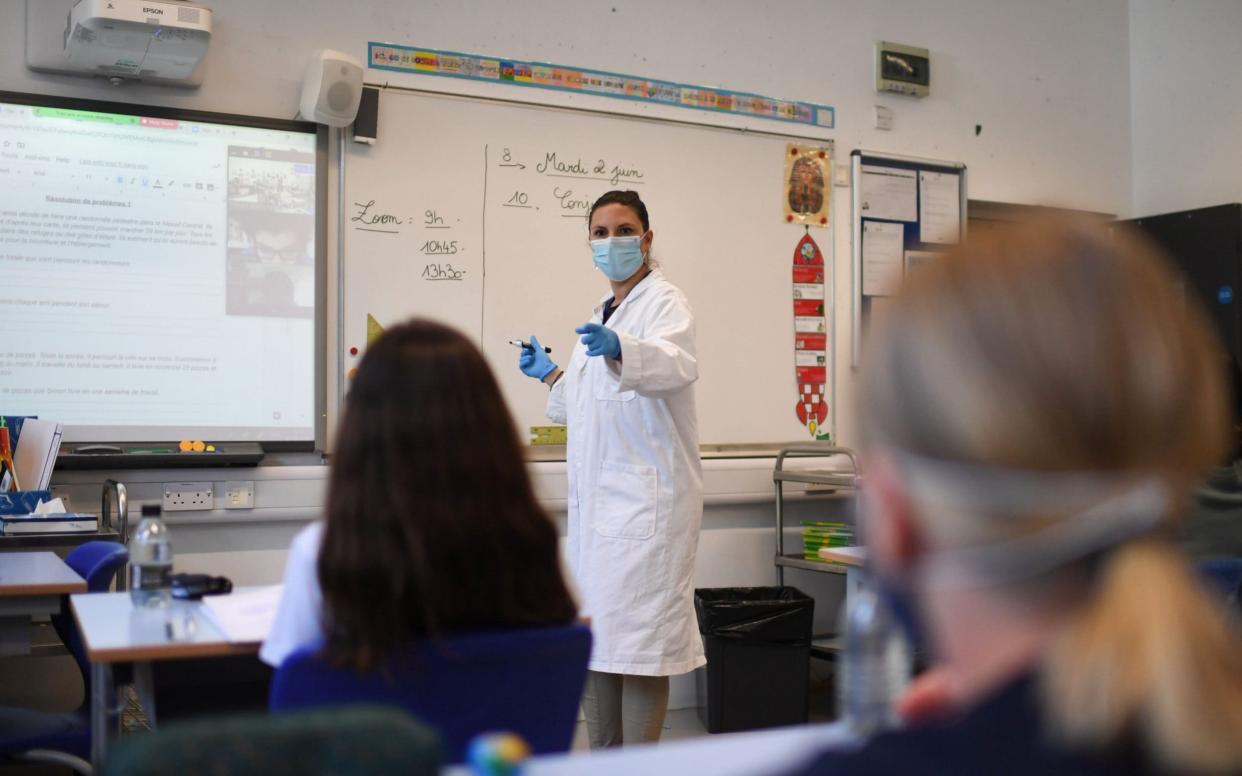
xmin=790 ymin=219 xmax=1242 ymax=775
xmin=518 ymin=190 xmax=704 ymax=748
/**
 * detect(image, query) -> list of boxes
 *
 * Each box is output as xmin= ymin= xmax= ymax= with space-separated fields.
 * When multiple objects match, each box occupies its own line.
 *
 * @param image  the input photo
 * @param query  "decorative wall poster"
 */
xmin=792 ymin=231 xmax=830 ymax=440
xmin=368 ymin=44 xmax=835 ymax=128
xmin=783 ymin=144 xmax=831 ymax=227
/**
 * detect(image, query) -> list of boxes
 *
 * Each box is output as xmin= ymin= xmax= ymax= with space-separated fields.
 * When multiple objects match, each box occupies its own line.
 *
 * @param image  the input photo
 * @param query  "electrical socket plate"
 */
xmin=224 ymin=481 xmax=255 ymax=509
xmin=163 ymin=482 xmax=214 ymax=512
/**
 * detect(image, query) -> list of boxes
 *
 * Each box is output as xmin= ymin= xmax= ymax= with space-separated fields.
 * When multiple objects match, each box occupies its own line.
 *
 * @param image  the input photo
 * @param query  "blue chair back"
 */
xmin=0 ymin=541 xmax=128 ymax=761
xmin=51 ymin=540 xmax=129 ymax=712
xmin=1197 ymin=557 xmax=1242 ymax=600
xmin=269 ymin=624 xmax=591 ymax=764
xmin=64 ymin=540 xmax=130 ymax=592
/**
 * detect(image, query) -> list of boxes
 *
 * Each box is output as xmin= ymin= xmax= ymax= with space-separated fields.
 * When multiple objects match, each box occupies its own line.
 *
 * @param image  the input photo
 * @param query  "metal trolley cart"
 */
xmin=773 ymin=444 xmax=861 ymax=659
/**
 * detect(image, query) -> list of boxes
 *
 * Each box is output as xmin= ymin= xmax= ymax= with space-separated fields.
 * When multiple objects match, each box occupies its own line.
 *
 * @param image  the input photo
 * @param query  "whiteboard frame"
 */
xmin=850 ymin=150 xmax=967 ymax=368
xmin=337 ymin=82 xmax=840 ymax=448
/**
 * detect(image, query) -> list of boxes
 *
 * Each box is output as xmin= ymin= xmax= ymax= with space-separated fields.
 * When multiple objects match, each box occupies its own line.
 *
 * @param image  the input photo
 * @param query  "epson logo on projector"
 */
xmin=142 ymin=6 xmax=164 ymax=13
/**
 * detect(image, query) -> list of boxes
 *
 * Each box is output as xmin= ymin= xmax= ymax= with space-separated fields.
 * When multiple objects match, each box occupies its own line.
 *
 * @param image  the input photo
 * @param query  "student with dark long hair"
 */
xmin=261 ymin=319 xmax=577 ymax=670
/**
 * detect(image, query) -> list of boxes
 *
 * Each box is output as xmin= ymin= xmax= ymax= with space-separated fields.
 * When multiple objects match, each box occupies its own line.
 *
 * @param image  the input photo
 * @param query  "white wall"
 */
xmin=2 ymin=0 xmax=1134 ymax=214
xmin=1129 ymin=0 xmax=1242 ymax=217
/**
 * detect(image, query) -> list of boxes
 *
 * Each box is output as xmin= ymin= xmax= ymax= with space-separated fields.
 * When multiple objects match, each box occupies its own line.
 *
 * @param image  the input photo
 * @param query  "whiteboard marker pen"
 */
xmin=509 ymin=339 xmax=552 ymax=354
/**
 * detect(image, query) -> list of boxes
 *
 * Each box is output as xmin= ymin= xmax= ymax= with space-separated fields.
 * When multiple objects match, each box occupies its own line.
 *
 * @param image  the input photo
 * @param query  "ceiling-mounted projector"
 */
xmin=64 ymin=0 xmax=212 ymax=84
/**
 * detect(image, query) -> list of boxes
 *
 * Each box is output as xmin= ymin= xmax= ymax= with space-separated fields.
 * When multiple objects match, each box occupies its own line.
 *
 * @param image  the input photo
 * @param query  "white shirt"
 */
xmin=259 ymin=521 xmax=325 ymax=667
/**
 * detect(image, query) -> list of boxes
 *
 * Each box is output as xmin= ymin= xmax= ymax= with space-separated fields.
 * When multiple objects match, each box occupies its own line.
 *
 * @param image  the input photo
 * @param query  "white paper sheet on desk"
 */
xmin=198 ymin=585 xmax=283 ymax=643
xmin=34 ymin=497 xmax=68 ymax=514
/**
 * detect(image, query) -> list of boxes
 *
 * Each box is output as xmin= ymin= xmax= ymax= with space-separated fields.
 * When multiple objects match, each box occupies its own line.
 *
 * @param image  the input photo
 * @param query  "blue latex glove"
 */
xmin=576 ymin=323 xmax=621 ymax=359
xmin=518 ymin=335 xmax=558 ymax=380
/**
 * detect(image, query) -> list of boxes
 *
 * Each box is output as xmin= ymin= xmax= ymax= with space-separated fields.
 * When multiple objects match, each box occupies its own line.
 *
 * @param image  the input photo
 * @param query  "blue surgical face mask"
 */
xmin=590 ymin=235 xmax=645 ymax=281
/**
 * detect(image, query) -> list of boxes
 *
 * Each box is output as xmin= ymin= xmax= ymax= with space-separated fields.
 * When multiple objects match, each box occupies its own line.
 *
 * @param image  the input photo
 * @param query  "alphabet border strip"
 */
xmin=367 ymin=43 xmax=835 ymax=130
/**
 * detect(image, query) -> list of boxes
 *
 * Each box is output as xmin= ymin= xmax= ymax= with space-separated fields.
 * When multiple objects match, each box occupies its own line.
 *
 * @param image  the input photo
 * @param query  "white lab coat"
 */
xmin=547 ymin=268 xmax=705 ymax=676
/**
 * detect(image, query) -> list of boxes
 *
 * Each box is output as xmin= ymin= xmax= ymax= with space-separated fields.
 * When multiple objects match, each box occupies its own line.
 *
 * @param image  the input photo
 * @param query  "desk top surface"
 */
xmin=446 ymin=721 xmax=850 ymax=776
xmin=0 ymin=528 xmax=121 ymax=550
xmin=71 ymin=590 xmax=261 ymax=663
xmin=817 ymin=545 xmax=867 ymax=566
xmin=0 ymin=552 xmax=87 ymax=596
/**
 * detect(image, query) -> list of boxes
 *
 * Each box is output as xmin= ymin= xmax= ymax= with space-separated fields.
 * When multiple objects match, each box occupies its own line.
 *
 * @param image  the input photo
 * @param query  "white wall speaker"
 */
xmin=298 ymin=49 xmax=363 ymax=127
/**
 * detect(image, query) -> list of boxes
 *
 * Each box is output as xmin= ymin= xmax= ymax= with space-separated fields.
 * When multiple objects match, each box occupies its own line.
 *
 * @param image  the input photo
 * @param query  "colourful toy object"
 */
xmin=467 ymin=732 xmax=531 ymax=776
xmin=791 ymin=231 xmax=830 ymax=439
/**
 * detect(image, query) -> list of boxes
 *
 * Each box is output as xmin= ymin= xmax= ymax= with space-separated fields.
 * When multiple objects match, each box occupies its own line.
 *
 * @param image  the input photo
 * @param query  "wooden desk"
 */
xmin=0 ymin=551 xmax=86 ymax=656
xmin=818 ymin=545 xmax=867 ymax=615
xmin=71 ymin=591 xmax=263 ymax=770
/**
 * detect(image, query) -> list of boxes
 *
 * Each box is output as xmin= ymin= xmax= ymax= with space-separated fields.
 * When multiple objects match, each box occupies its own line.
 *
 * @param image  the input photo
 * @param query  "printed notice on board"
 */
xmin=859 ymin=165 xmax=917 ymax=222
xmin=919 ymin=171 xmax=961 ymax=244
xmin=862 ymin=221 xmax=904 ymax=297
xmin=905 ymin=250 xmax=939 ymax=277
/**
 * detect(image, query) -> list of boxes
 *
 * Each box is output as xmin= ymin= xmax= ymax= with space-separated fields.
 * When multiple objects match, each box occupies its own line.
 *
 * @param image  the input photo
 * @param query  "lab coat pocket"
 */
xmin=594 ymin=460 xmax=657 ymax=540
xmin=595 ymin=384 xmax=636 ymax=402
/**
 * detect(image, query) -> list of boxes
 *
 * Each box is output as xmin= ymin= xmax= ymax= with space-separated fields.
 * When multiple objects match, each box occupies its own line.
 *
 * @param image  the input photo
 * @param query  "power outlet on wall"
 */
xmin=163 ymin=482 xmax=214 ymax=512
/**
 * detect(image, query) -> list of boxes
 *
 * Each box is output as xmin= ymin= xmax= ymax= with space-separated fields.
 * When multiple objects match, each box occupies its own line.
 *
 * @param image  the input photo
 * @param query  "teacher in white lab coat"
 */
xmin=519 ymin=190 xmax=704 ymax=748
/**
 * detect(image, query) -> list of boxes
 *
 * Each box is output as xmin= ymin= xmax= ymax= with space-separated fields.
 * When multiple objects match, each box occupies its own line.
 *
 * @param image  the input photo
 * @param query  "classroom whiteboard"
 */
xmin=343 ymin=88 xmax=835 ymax=447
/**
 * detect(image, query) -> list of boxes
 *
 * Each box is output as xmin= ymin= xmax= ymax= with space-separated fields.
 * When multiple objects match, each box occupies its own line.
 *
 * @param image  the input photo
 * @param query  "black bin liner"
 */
xmin=694 ymin=586 xmax=814 ymax=734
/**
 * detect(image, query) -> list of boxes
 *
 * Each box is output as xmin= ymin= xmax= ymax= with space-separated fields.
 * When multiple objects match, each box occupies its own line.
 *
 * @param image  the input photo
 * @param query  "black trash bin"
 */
xmin=695 ymin=586 xmax=814 ymax=734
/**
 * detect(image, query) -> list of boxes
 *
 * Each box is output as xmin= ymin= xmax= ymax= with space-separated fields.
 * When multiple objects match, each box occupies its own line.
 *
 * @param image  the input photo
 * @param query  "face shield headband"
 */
xmin=887 ymin=452 xmax=1170 ymax=590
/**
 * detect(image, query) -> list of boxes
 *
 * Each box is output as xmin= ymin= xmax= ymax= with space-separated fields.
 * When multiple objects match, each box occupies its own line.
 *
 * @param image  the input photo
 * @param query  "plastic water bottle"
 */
xmin=838 ymin=579 xmax=912 ymax=735
xmin=129 ymin=504 xmax=173 ymax=608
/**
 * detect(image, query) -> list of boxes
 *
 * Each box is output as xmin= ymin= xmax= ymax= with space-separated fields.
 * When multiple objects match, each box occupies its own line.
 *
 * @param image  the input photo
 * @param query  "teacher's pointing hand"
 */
xmin=576 ymin=323 xmax=621 ymax=359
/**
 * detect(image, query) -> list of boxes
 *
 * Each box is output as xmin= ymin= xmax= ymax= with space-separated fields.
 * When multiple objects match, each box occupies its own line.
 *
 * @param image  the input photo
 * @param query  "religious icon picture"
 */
xmin=783 ymin=144 xmax=831 ymax=227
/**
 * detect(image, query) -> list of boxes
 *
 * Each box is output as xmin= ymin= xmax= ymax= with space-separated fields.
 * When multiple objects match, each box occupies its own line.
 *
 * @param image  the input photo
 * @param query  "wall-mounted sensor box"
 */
xmin=876 ymin=41 xmax=930 ymax=98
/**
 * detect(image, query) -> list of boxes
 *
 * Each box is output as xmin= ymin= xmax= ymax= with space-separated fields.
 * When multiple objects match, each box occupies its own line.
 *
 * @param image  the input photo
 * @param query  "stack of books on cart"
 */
xmin=802 ymin=520 xmax=853 ymax=562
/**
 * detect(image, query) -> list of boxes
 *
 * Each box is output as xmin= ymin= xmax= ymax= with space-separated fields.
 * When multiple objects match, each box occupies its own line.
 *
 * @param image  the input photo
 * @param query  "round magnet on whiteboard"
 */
xmin=786 ymin=214 xmax=794 ymax=222
xmin=179 ymin=439 xmax=193 ymax=452
xmin=191 ymin=440 xmax=206 ymax=452
xmin=820 ymin=217 xmax=827 ymax=224
xmin=205 ymin=444 xmax=216 ymax=452
xmin=349 ymin=346 xmax=359 ymax=356
xmin=790 ymin=148 xmax=798 ymax=156
xmin=348 ymin=367 xmax=358 ymax=379
xmin=818 ymin=151 xmax=826 ymax=159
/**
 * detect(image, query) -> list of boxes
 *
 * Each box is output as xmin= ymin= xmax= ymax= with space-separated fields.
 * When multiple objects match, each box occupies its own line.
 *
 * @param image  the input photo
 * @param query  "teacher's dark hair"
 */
xmin=589 ymin=190 xmax=649 ymax=232
xmin=318 ymin=319 xmax=577 ymax=670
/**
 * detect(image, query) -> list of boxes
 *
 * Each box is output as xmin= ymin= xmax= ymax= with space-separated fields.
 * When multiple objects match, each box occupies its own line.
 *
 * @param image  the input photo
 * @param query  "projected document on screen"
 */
xmin=0 ymin=98 xmax=319 ymax=442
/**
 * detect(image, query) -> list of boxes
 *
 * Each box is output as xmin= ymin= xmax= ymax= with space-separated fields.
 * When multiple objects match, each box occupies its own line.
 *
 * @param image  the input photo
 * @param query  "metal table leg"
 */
xmin=90 ymin=661 xmax=114 ymax=771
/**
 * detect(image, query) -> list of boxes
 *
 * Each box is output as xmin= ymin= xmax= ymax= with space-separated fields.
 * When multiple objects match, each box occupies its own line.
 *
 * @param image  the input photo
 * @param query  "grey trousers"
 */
xmin=581 ymin=670 xmax=671 ymax=748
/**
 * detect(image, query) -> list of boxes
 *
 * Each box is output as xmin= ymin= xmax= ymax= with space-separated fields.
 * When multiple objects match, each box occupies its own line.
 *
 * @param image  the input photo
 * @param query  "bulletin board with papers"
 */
xmin=849 ymin=150 xmax=967 ymax=366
